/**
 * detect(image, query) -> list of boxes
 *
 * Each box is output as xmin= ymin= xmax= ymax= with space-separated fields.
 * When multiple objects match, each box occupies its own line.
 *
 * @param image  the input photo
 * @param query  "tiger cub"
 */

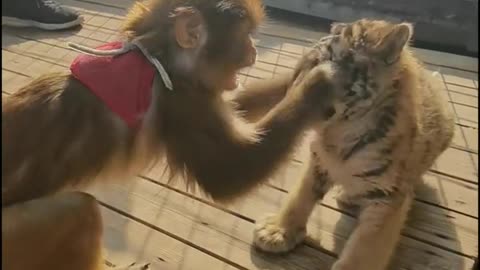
xmin=253 ymin=19 xmax=455 ymax=270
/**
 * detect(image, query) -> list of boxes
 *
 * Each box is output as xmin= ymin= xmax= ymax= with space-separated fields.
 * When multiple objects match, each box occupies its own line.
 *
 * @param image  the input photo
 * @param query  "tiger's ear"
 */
xmin=376 ymin=23 xmax=413 ymax=64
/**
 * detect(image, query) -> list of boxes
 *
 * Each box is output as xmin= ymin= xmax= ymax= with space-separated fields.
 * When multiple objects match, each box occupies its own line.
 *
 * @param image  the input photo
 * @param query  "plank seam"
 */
xmin=97 ymin=201 xmax=248 ymax=270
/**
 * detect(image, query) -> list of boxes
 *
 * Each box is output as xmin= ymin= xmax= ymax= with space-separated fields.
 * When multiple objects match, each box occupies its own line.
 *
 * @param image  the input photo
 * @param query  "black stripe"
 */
xmin=353 ymin=159 xmax=392 ymax=178
xmin=421 ymin=140 xmax=432 ymax=165
xmin=313 ymin=169 xmax=330 ymax=199
xmin=360 ymin=88 xmax=371 ymax=100
xmin=341 ymin=67 xmax=371 ymax=119
xmin=368 ymin=81 xmax=378 ymax=91
xmin=342 ymin=104 xmax=397 ymax=161
xmin=358 ymin=71 xmax=370 ymax=100
xmin=341 ymin=96 xmax=363 ymax=120
xmin=379 ymin=145 xmax=394 ymax=155
xmin=363 ymin=186 xmax=398 ymax=201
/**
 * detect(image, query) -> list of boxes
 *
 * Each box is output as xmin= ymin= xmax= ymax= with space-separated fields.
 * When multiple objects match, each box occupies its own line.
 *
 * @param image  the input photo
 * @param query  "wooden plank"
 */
xmin=452 ymin=125 xmax=473 ymax=152
xmin=61 ymin=0 xmax=127 ymax=19
xmin=433 ymin=147 xmax=478 ymax=183
xmin=460 ymin=126 xmax=479 ymax=153
xmin=1 ymin=69 xmax=32 ymax=94
xmin=451 ymin=123 xmax=478 ymax=153
xmin=141 ymin=169 xmax=477 ymax=269
xmin=72 ymin=0 xmax=134 ymax=10
xmin=100 ymin=207 xmax=238 ymax=270
xmin=453 ymin=103 xmax=478 ymax=125
xmin=449 ymin=92 xmax=478 ymax=108
xmin=418 ymin=173 xmax=478 ymax=217
xmin=89 ymin=178 xmax=337 ymax=270
xmin=442 ymin=73 xmax=478 ymax=89
xmin=446 ymin=83 xmax=478 ymax=98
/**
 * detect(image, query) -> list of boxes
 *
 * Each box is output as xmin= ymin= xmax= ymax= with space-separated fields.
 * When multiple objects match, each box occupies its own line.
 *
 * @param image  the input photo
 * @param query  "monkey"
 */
xmin=2 ymin=0 xmax=337 ymax=269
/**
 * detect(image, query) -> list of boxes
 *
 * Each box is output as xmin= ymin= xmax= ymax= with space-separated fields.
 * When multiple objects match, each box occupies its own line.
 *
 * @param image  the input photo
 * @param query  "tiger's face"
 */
xmin=312 ymin=19 xmax=414 ymax=120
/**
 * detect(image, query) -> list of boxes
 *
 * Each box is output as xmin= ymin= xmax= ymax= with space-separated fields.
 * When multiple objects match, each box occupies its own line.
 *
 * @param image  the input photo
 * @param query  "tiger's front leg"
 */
xmin=253 ymin=151 xmax=332 ymax=253
xmin=332 ymin=188 xmax=413 ymax=270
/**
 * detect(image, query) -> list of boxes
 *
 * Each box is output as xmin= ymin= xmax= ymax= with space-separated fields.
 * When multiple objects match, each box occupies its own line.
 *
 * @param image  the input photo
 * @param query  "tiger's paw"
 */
xmin=253 ymin=214 xmax=306 ymax=253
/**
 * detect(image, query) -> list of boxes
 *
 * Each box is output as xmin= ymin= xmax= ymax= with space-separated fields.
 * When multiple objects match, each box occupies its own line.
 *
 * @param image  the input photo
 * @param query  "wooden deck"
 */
xmin=2 ymin=0 xmax=478 ymax=269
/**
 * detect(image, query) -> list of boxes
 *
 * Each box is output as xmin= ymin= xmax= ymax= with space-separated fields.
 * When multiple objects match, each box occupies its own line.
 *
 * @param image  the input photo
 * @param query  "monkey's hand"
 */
xmin=285 ymin=56 xmax=337 ymax=120
xmin=292 ymin=49 xmax=322 ymax=83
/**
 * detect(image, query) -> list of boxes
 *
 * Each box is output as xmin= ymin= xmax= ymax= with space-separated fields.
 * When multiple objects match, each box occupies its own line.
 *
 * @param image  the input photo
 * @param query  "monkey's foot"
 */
xmin=253 ymin=214 xmax=306 ymax=253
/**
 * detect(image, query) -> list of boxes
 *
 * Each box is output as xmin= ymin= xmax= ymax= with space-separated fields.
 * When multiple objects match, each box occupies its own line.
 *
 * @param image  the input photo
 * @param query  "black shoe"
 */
xmin=2 ymin=0 xmax=83 ymax=30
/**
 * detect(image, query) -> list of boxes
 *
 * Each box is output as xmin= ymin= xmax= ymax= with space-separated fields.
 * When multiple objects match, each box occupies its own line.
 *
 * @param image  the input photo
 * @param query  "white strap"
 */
xmin=67 ymin=40 xmax=173 ymax=91
xmin=130 ymin=40 xmax=173 ymax=91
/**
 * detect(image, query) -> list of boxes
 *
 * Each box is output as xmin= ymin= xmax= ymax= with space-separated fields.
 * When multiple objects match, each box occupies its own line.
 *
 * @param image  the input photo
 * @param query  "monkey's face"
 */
xmin=200 ymin=20 xmax=258 ymax=91
xmin=170 ymin=3 xmax=262 ymax=91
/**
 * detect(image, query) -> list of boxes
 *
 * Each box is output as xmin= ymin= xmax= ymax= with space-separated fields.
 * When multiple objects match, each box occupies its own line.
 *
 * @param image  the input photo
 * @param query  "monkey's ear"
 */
xmin=173 ymin=8 xmax=206 ymax=49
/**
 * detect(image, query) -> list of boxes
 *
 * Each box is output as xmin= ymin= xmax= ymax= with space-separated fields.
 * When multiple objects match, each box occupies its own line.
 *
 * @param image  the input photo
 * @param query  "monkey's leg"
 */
xmin=253 ymin=153 xmax=332 ymax=253
xmin=2 ymin=192 xmax=104 ymax=270
xmin=331 ymin=189 xmax=413 ymax=270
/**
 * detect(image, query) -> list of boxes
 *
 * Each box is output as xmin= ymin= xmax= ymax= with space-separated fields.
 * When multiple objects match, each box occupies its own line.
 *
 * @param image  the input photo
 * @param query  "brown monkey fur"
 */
xmin=2 ymin=0 xmax=335 ymax=269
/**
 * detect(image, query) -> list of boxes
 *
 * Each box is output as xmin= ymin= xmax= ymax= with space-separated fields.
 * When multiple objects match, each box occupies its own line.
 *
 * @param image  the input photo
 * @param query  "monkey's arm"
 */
xmin=232 ymin=73 xmax=293 ymax=122
xmin=172 ymin=67 xmax=332 ymax=203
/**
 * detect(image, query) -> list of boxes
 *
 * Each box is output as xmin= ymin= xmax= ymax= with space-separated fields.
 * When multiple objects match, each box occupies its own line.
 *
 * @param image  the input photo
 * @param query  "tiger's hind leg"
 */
xmin=332 ymin=188 xmax=413 ymax=270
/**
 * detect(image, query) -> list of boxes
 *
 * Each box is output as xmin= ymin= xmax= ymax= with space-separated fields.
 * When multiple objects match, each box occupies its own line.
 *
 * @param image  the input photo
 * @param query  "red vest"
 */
xmin=70 ymin=41 xmax=156 ymax=129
